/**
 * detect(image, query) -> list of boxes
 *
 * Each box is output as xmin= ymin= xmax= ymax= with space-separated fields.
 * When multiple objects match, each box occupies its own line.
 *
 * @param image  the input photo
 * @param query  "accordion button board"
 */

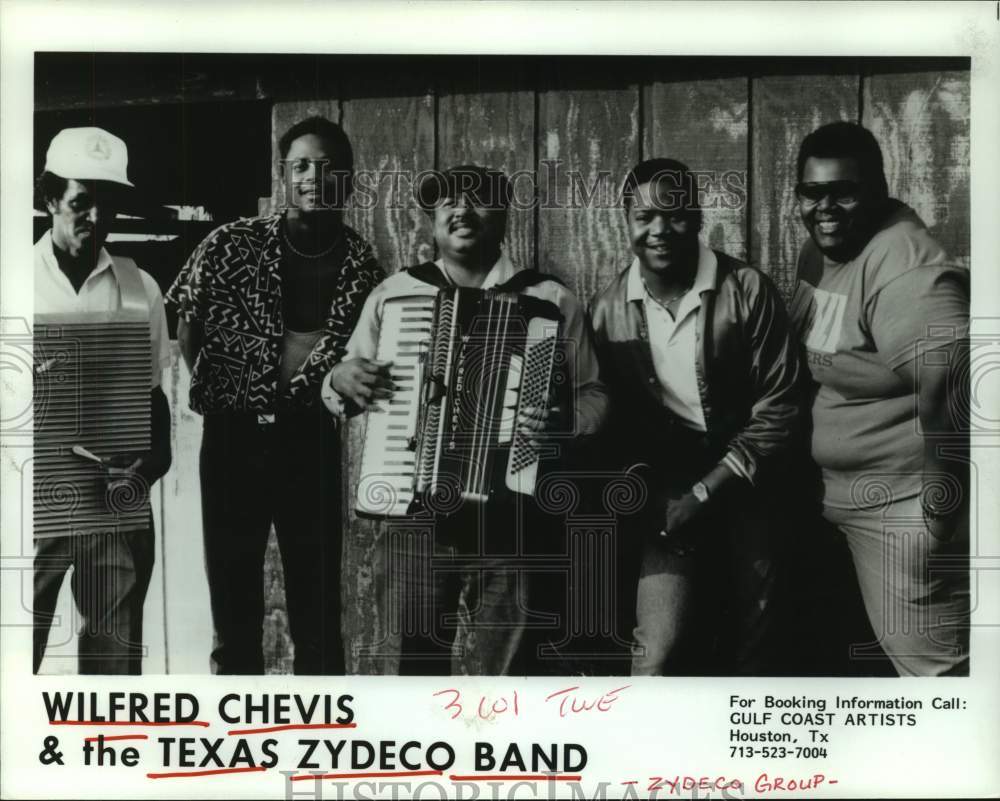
xmin=356 ymin=288 xmax=562 ymax=519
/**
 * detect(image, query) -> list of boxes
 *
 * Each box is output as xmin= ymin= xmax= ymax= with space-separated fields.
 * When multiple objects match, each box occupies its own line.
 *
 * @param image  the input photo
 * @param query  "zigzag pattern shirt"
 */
xmin=166 ymin=214 xmax=383 ymax=413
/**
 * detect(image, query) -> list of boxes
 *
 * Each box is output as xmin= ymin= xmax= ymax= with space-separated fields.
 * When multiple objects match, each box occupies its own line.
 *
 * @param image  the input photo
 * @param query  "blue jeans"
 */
xmin=630 ymin=484 xmax=781 ymax=676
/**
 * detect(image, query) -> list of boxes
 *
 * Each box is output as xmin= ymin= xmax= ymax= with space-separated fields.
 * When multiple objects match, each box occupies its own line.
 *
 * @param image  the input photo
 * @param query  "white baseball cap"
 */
xmin=43 ymin=127 xmax=134 ymax=187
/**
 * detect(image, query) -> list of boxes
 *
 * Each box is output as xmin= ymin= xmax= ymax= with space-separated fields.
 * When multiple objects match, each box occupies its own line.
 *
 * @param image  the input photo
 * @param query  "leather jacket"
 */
xmin=589 ymin=249 xmax=806 ymax=490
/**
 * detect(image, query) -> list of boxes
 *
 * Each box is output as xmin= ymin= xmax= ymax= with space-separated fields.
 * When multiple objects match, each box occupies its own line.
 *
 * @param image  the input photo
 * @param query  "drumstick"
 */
xmin=71 ymin=445 xmax=105 ymax=464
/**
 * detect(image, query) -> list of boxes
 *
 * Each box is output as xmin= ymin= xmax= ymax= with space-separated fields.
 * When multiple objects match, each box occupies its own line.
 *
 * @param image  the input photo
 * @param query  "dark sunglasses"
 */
xmin=795 ymin=180 xmax=863 ymax=206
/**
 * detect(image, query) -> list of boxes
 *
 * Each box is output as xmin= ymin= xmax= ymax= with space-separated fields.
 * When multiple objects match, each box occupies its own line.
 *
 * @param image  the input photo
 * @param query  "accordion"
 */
xmin=356 ymin=287 xmax=564 ymax=518
xmin=33 ymin=310 xmax=152 ymax=537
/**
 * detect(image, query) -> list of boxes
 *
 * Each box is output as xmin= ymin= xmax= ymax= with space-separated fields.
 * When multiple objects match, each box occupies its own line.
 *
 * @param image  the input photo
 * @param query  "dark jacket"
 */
xmin=589 ymin=250 xmax=806 ymax=491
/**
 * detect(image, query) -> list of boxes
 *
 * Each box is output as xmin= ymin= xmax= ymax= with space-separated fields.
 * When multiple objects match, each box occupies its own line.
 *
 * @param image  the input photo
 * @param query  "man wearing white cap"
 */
xmin=33 ymin=127 xmax=172 ymax=674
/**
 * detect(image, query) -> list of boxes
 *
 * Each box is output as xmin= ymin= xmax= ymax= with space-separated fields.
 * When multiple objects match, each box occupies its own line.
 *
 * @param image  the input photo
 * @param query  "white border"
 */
xmin=3 ymin=2 xmax=999 ymax=799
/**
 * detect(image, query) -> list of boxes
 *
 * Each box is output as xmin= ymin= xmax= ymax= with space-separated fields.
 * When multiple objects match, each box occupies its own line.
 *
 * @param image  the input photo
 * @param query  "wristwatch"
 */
xmin=691 ymin=481 xmax=710 ymax=503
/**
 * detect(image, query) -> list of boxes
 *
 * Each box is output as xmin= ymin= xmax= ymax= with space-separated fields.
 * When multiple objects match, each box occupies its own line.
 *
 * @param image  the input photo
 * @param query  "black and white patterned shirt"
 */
xmin=166 ymin=213 xmax=383 ymax=413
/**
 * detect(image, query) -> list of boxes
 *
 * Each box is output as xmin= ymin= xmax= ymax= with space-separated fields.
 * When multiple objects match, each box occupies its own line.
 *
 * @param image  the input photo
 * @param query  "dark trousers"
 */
xmin=200 ymin=408 xmax=344 ymax=675
xmin=390 ymin=505 xmax=553 ymax=676
xmin=34 ymin=527 xmax=155 ymax=674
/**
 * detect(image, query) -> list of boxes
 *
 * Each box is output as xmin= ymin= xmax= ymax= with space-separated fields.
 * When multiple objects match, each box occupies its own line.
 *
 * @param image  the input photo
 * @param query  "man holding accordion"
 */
xmin=323 ymin=165 xmax=608 ymax=674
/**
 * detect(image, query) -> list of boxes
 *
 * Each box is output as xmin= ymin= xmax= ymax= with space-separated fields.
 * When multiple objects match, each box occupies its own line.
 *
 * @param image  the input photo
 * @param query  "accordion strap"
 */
xmin=495 ymin=269 xmax=564 ymax=292
xmin=406 ymin=261 xmax=565 ymax=292
xmin=109 ymin=256 xmax=149 ymax=316
xmin=407 ymin=261 xmax=451 ymax=288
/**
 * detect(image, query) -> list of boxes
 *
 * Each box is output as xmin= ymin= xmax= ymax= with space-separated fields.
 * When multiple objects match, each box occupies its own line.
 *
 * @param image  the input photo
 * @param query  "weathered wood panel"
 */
xmin=160 ymin=347 xmax=214 ymax=674
xmin=153 ymin=61 xmax=970 ymax=675
xmin=538 ymin=68 xmax=640 ymax=303
xmin=750 ymin=73 xmax=858 ymax=297
xmin=341 ymin=88 xmax=436 ymax=272
xmin=863 ymin=70 xmax=970 ymax=268
xmin=645 ymin=74 xmax=750 ymax=261
xmin=438 ymin=62 xmax=536 ymax=271
xmin=339 ymin=81 xmax=436 ymax=675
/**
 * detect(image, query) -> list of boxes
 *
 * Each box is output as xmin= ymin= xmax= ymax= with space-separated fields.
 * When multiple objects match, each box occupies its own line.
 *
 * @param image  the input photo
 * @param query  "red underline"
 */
xmin=52 ymin=720 xmax=210 ymax=727
xmin=449 ymin=775 xmax=582 ymax=782
xmin=290 ymin=770 xmax=443 ymax=782
xmin=84 ymin=734 xmax=149 ymax=742
xmin=228 ymin=722 xmax=358 ymax=736
xmin=148 ymin=766 xmax=267 ymax=779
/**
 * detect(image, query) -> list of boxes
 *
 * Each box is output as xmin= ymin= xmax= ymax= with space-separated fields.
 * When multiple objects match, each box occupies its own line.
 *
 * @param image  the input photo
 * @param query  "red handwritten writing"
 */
xmin=477 ymin=691 xmax=520 ymax=721
xmin=754 ymin=773 xmax=834 ymax=793
xmin=432 ymin=689 xmax=521 ymax=722
xmin=433 ymin=685 xmax=629 ymax=721
xmin=431 ymin=689 xmax=464 ymax=720
xmin=543 ymin=685 xmax=631 ymax=718
xmin=657 ymin=776 xmax=744 ymax=795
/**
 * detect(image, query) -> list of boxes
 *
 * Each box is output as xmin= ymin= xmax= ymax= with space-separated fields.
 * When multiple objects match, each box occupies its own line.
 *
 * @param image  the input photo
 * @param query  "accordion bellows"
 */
xmin=356 ymin=287 xmax=562 ymax=518
xmin=34 ymin=311 xmax=152 ymax=537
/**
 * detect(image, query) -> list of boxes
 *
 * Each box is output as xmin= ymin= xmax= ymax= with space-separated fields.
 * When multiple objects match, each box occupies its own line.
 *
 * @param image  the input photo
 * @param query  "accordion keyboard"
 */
xmin=355 ymin=295 xmax=436 ymax=517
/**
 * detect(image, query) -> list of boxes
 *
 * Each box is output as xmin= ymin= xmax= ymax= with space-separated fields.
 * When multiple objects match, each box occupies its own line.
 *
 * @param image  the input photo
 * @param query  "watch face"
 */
xmin=692 ymin=482 xmax=709 ymax=503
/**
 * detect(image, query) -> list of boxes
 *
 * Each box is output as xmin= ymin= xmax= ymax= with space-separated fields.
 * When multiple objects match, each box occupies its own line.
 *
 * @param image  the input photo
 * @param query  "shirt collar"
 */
xmin=434 ymin=249 xmax=516 ymax=288
xmin=38 ymin=229 xmax=115 ymax=285
xmin=626 ymin=241 xmax=718 ymax=303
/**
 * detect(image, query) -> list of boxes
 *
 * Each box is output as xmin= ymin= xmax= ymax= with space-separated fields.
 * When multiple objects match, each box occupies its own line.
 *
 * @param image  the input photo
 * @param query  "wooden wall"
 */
xmin=266 ymin=58 xmax=971 ymax=674
xmin=40 ymin=57 xmax=968 ymax=675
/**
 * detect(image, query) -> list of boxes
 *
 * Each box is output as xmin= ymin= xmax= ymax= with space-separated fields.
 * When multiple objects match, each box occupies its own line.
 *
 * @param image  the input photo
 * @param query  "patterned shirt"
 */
xmin=166 ymin=214 xmax=383 ymax=413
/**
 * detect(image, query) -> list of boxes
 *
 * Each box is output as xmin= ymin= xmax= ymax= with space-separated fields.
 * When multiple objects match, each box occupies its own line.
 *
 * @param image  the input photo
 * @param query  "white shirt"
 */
xmin=34 ymin=230 xmax=172 ymax=388
xmin=325 ymin=251 xmax=608 ymax=436
xmin=626 ymin=242 xmax=718 ymax=432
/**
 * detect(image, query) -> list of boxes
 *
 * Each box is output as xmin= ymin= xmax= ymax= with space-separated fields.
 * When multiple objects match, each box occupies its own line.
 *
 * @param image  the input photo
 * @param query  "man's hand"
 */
xmin=658 ymin=492 xmax=707 ymax=556
xmin=517 ymin=404 xmax=561 ymax=448
xmin=329 ymin=358 xmax=394 ymax=410
xmin=924 ymin=499 xmax=967 ymax=544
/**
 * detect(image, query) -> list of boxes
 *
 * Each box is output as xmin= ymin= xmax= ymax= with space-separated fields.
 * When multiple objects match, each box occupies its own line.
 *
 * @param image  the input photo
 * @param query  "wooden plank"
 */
xmin=863 ymin=70 xmax=970 ymax=268
xmin=437 ymin=61 xmax=536 ymax=271
xmin=645 ymin=75 xmax=749 ymax=261
xmin=341 ymin=86 xmax=436 ymax=273
xmin=339 ymin=80 xmax=436 ymax=674
xmin=38 ymin=581 xmax=77 ymax=675
xmin=160 ymin=345 xmax=214 ymax=674
xmin=538 ymin=66 xmax=640 ymax=303
xmin=34 ymin=53 xmax=260 ymax=111
xmin=144 ymin=481 xmax=168 ymax=673
xmin=750 ymin=73 xmax=859 ymax=298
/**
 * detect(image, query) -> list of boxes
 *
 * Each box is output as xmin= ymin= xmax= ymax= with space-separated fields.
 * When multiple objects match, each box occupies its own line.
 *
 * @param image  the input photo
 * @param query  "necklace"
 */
xmin=282 ymin=223 xmax=342 ymax=260
xmin=642 ymin=277 xmax=689 ymax=308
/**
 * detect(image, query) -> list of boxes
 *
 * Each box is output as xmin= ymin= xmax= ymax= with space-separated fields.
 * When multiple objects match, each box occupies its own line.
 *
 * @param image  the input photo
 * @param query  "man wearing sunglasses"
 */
xmin=790 ymin=121 xmax=970 ymax=676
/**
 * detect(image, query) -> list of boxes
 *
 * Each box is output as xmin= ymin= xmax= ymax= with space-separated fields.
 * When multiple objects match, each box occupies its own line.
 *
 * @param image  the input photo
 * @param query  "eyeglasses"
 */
xmin=795 ymin=180 xmax=863 ymax=207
